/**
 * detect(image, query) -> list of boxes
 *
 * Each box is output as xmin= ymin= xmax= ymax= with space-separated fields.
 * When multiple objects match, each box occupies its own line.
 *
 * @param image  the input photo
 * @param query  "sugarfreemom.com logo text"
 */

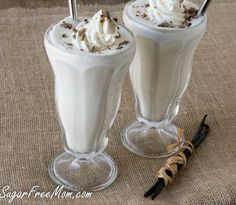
xmin=0 ymin=185 xmax=92 ymax=203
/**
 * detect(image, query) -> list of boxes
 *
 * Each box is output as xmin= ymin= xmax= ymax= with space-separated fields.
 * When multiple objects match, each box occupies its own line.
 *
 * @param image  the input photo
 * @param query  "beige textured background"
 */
xmin=0 ymin=1 xmax=236 ymax=205
xmin=0 ymin=0 xmax=204 ymax=9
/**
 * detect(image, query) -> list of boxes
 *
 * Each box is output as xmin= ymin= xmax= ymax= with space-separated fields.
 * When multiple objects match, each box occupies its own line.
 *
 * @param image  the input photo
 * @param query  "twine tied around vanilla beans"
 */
xmin=145 ymin=115 xmax=210 ymax=200
xmin=156 ymin=128 xmax=194 ymax=187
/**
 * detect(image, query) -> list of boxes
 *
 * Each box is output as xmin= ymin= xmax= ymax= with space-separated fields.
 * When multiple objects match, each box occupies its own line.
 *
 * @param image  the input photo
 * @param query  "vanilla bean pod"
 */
xmin=144 ymin=115 xmax=210 ymax=200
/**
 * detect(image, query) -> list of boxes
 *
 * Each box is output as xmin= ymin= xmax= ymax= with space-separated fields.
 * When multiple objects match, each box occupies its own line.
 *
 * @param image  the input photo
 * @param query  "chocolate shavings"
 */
xmin=118 ymin=40 xmax=130 ymax=47
xmin=61 ymin=21 xmax=73 ymax=29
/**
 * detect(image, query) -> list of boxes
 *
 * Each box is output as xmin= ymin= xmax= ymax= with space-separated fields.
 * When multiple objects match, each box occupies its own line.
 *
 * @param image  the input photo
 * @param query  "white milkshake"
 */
xmin=122 ymin=0 xmax=207 ymax=158
xmin=44 ymin=10 xmax=135 ymax=191
xmin=45 ymin=10 xmax=134 ymax=154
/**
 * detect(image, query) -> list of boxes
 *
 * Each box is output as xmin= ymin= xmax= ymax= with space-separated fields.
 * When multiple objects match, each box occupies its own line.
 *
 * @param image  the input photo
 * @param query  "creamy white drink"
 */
xmin=45 ymin=10 xmax=135 ymax=154
xmin=122 ymin=0 xmax=207 ymax=158
xmin=45 ymin=10 xmax=135 ymax=191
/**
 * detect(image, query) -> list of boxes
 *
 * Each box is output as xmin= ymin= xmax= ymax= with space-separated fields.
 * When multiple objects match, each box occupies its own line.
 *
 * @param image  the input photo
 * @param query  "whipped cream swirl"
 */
xmin=75 ymin=10 xmax=119 ymax=52
xmin=148 ymin=0 xmax=186 ymax=26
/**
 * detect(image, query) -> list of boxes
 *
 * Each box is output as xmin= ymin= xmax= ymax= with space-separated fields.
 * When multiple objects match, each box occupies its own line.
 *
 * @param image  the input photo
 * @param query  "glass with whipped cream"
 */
xmin=122 ymin=0 xmax=207 ymax=158
xmin=44 ymin=10 xmax=135 ymax=191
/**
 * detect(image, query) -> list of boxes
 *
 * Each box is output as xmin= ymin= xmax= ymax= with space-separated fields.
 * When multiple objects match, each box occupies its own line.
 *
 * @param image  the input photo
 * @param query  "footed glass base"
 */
xmin=122 ymin=121 xmax=184 ymax=158
xmin=49 ymin=152 xmax=118 ymax=191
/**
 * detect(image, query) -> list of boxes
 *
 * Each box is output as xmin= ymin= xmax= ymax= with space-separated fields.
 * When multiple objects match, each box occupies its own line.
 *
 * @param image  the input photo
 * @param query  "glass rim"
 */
xmin=44 ymin=20 xmax=136 ymax=57
xmin=123 ymin=0 xmax=207 ymax=33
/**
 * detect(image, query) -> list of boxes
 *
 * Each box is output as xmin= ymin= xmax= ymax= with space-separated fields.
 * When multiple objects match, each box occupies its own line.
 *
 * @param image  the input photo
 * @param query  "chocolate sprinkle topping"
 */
xmin=72 ymin=27 xmax=78 ymax=33
xmin=116 ymin=46 xmax=123 ymax=50
xmin=62 ymin=34 xmax=68 ymax=38
xmin=79 ymin=28 xmax=87 ymax=37
xmin=142 ymin=13 xmax=147 ymax=18
xmin=156 ymin=7 xmax=198 ymax=28
xmin=134 ymin=2 xmax=197 ymax=29
xmin=159 ymin=22 xmax=173 ymax=28
xmin=91 ymin=46 xmax=97 ymax=53
xmin=113 ymin=17 xmax=118 ymax=22
xmin=183 ymin=7 xmax=198 ymax=27
xmin=61 ymin=21 xmax=73 ymax=29
xmin=65 ymin=42 xmax=73 ymax=46
xmin=118 ymin=40 xmax=130 ymax=47
xmin=116 ymin=32 xmax=121 ymax=39
xmin=80 ymin=33 xmax=86 ymax=41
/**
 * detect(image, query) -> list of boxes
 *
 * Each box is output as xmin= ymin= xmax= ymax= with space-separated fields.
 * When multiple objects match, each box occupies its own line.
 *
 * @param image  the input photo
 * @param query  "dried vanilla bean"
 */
xmin=144 ymin=115 xmax=210 ymax=200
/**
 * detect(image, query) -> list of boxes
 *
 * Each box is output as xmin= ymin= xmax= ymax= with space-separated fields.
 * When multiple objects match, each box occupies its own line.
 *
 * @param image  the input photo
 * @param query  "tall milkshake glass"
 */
xmin=122 ymin=0 xmax=207 ymax=158
xmin=44 ymin=13 xmax=135 ymax=191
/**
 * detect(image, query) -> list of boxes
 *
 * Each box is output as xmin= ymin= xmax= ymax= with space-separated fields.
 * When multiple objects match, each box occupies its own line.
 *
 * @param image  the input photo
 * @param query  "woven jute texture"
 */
xmin=0 ymin=2 xmax=236 ymax=205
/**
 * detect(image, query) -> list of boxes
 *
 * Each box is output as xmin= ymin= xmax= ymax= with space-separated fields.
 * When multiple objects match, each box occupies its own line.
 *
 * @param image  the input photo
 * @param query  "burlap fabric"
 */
xmin=0 ymin=2 xmax=235 ymax=205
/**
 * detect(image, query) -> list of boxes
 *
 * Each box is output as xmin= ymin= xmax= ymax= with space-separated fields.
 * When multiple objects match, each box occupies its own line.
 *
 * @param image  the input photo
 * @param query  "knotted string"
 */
xmin=156 ymin=128 xmax=194 ymax=187
xmin=145 ymin=115 xmax=210 ymax=199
